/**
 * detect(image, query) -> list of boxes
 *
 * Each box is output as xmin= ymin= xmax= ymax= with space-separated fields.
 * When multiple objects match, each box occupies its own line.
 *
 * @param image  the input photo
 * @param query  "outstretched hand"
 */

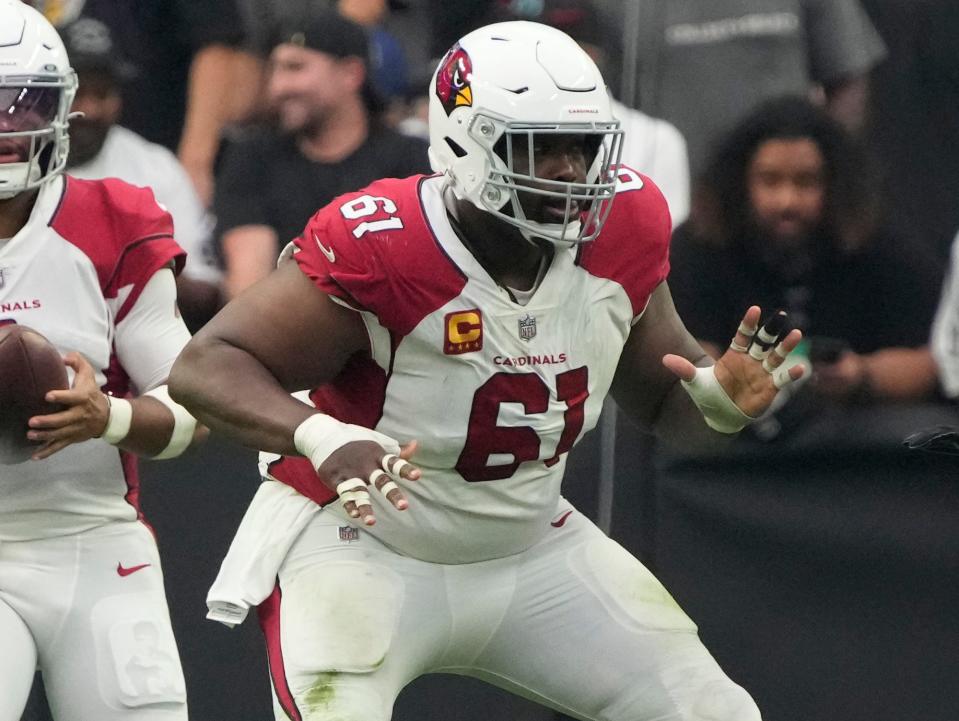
xmin=663 ymin=306 xmax=806 ymax=419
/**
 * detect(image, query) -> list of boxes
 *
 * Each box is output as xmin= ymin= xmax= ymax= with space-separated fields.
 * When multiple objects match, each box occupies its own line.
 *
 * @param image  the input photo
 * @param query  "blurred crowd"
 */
xmin=23 ymin=0 xmax=959 ymax=422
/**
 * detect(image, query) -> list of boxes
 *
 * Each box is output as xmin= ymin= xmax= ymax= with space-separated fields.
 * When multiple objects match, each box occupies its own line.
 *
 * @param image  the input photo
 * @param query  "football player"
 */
xmin=170 ymin=21 xmax=803 ymax=721
xmin=0 ymin=2 xmax=200 ymax=719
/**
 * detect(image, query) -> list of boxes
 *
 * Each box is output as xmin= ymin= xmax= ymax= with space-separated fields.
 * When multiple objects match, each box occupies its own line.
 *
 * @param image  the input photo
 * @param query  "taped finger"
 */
xmin=762 ymin=357 xmax=777 ymax=373
xmin=737 ymin=319 xmax=759 ymax=339
xmin=336 ymin=478 xmax=366 ymax=496
xmin=755 ymin=312 xmax=786 ymax=345
xmin=381 ymin=454 xmax=399 ymax=473
xmin=731 ymin=319 xmax=758 ymax=353
xmin=383 ymin=455 xmax=411 ymax=478
xmin=339 ymin=489 xmax=371 ymax=507
xmin=749 ymin=343 xmax=771 ymax=361
xmin=379 ymin=480 xmax=399 ymax=497
xmin=773 ymin=365 xmax=795 ymax=389
xmin=368 ymin=468 xmax=388 ymax=488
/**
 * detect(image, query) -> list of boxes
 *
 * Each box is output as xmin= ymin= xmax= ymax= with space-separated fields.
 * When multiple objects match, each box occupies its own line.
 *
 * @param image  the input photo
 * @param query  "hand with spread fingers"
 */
xmin=663 ymin=306 xmax=806 ymax=431
xmin=318 ymin=439 xmax=422 ymax=526
xmin=27 ymin=352 xmax=111 ymax=460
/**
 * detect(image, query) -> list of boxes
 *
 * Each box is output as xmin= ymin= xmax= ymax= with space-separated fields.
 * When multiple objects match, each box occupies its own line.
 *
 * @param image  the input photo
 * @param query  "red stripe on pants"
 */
xmin=258 ymin=582 xmax=302 ymax=721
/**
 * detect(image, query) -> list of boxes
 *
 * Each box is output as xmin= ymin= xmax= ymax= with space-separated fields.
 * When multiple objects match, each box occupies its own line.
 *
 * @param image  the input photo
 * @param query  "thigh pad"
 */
xmin=281 ymin=560 xmax=403 ymax=675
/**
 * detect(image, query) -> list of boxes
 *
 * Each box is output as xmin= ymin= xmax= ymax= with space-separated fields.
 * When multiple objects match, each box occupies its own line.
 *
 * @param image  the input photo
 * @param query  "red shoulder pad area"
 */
xmin=52 ymin=177 xmax=186 ymax=323
xmin=579 ymin=167 xmax=672 ymax=317
xmin=293 ymin=175 xmax=466 ymax=336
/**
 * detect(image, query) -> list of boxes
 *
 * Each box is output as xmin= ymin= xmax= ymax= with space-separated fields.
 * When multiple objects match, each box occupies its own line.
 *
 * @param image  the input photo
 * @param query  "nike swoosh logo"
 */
xmin=551 ymin=510 xmax=573 ymax=528
xmin=117 ymin=562 xmax=151 ymax=577
xmin=313 ymin=232 xmax=335 ymax=263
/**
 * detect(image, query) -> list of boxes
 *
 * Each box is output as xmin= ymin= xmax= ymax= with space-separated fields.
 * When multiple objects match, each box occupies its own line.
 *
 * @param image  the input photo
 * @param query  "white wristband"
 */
xmin=680 ymin=365 xmax=755 ymax=434
xmin=144 ymin=385 xmax=198 ymax=459
xmin=293 ymin=413 xmax=401 ymax=472
xmin=100 ymin=395 xmax=133 ymax=445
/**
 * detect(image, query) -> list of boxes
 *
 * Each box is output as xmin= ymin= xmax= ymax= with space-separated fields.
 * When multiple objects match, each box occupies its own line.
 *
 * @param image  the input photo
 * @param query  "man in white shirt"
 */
xmin=62 ymin=17 xmax=222 ymax=329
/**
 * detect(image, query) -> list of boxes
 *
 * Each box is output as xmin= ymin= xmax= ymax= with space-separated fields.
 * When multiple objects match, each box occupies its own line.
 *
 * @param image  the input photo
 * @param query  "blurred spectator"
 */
xmin=339 ymin=0 xmax=412 ymax=101
xmin=861 ymin=0 xmax=959 ymax=260
xmin=493 ymin=0 xmax=690 ymax=225
xmin=62 ymin=18 xmax=223 ymax=331
xmin=214 ymin=8 xmax=430 ymax=299
xmin=611 ymin=0 xmax=886 ymax=178
xmin=670 ymin=97 xmax=941 ymax=404
xmin=931 ymin=233 xmax=959 ymax=400
xmin=239 ymin=0 xmax=412 ymax=103
xmin=28 ymin=0 xmax=262 ymax=206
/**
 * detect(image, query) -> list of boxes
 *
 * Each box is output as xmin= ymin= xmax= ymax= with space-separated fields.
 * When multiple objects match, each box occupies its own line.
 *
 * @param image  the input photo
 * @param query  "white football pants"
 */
xmin=259 ymin=503 xmax=761 ymax=721
xmin=0 ymin=521 xmax=187 ymax=721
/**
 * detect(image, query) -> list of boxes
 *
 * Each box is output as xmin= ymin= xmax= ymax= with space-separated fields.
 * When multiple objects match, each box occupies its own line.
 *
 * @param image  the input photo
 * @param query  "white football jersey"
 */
xmin=267 ymin=169 xmax=671 ymax=563
xmin=0 ymin=174 xmax=185 ymax=540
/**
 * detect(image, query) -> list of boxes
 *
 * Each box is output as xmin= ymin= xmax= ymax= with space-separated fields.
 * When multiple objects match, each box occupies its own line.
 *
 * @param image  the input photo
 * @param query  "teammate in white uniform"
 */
xmin=171 ymin=22 xmax=805 ymax=721
xmin=0 ymin=3 xmax=200 ymax=719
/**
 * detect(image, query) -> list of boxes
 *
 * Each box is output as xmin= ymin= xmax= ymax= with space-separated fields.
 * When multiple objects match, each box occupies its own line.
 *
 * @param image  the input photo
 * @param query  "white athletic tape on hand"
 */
xmin=737 ymin=321 xmax=758 ymax=337
xmin=339 ymin=490 xmax=371 ymax=507
xmin=294 ymin=414 xmax=401 ymax=474
xmin=756 ymin=326 xmax=779 ymax=345
xmin=99 ymin=395 xmax=133 ymax=445
xmin=773 ymin=365 xmax=795 ymax=389
xmin=382 ymin=454 xmax=410 ymax=477
xmin=762 ymin=357 xmax=777 ymax=373
xmin=729 ymin=340 xmax=749 ymax=353
xmin=378 ymin=481 xmax=399 ymax=497
xmin=368 ymin=469 xmax=387 ymax=486
xmin=680 ymin=365 xmax=755 ymax=434
xmin=772 ymin=343 xmax=789 ymax=359
xmin=336 ymin=478 xmax=366 ymax=496
xmin=749 ymin=343 xmax=771 ymax=361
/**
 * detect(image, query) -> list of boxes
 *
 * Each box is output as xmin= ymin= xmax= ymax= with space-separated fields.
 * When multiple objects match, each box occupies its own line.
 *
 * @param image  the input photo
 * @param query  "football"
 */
xmin=0 ymin=324 xmax=68 ymax=464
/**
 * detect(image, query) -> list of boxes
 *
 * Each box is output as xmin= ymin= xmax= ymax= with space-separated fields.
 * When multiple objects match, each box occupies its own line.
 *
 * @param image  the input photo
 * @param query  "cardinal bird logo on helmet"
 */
xmin=435 ymin=44 xmax=473 ymax=116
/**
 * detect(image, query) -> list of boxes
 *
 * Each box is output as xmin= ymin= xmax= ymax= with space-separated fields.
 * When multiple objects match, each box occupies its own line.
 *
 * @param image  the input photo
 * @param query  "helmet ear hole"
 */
xmin=444 ymin=137 xmax=468 ymax=158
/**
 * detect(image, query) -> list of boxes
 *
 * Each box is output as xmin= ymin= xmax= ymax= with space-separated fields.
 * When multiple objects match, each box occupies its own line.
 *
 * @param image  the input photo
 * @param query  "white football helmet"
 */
xmin=428 ymin=21 xmax=623 ymax=246
xmin=0 ymin=0 xmax=77 ymax=199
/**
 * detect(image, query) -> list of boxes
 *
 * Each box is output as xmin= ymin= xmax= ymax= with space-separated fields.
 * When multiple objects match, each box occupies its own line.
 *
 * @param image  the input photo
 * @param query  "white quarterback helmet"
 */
xmin=428 ymin=21 xmax=623 ymax=246
xmin=0 ymin=0 xmax=77 ymax=199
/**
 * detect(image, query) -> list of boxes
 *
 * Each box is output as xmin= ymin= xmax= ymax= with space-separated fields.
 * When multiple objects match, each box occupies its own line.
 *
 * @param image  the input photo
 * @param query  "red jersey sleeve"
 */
xmin=578 ymin=167 xmax=672 ymax=318
xmin=52 ymin=176 xmax=186 ymax=323
xmin=293 ymin=175 xmax=466 ymax=337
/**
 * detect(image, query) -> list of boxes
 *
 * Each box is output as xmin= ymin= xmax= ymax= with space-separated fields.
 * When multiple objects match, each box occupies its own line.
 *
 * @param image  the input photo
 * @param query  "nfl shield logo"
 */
xmin=338 ymin=526 xmax=359 ymax=542
xmin=518 ymin=314 xmax=537 ymax=342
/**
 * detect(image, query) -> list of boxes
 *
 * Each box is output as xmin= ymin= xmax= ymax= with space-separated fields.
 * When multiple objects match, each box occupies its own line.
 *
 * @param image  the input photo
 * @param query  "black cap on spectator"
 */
xmin=273 ymin=9 xmax=384 ymax=114
xmin=60 ymin=17 xmax=132 ymax=81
